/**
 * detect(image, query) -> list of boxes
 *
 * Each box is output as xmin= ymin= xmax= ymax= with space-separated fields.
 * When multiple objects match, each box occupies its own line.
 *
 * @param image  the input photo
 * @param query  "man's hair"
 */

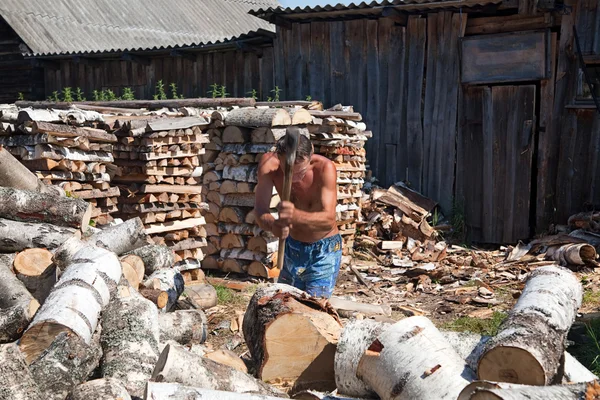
xmin=275 ymin=130 xmax=313 ymax=161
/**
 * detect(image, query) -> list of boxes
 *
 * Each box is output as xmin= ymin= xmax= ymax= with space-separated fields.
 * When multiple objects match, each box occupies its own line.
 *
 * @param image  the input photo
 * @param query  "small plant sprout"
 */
xmin=270 ymin=86 xmax=281 ymax=102
xmin=121 ymin=87 xmax=136 ymax=101
xmin=62 ymin=87 xmax=73 ymax=102
xmin=75 ymin=88 xmax=86 ymax=101
xmin=154 ymin=80 xmax=167 ymax=100
xmin=208 ymin=83 xmax=220 ymax=98
xmin=17 ymin=92 xmax=24 ymax=101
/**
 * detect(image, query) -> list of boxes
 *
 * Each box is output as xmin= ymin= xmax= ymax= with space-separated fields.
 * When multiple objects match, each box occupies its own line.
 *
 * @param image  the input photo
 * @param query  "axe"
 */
xmin=273 ymin=127 xmax=300 ymax=283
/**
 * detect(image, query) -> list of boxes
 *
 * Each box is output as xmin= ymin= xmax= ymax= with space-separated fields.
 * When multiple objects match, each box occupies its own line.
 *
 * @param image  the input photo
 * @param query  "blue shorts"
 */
xmin=278 ymin=234 xmax=343 ymax=298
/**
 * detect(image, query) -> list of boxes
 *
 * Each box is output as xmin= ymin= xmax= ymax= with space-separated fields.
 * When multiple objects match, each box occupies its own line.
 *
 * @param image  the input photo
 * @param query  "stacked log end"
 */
xmin=112 ymin=116 xmax=209 ymax=275
xmin=1 ymin=107 xmax=120 ymax=226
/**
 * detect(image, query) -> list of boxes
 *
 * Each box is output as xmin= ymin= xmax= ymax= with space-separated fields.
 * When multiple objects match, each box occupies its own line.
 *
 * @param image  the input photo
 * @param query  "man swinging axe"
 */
xmin=254 ymin=126 xmax=342 ymax=298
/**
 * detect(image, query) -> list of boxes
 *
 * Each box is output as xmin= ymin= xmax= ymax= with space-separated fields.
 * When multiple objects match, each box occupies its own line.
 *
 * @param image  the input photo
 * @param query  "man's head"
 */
xmin=275 ymin=129 xmax=313 ymax=182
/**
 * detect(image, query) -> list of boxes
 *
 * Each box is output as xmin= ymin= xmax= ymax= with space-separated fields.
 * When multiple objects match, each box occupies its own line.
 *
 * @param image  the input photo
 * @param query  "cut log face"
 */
xmin=204 ymin=349 xmax=248 ymax=373
xmin=142 ymin=269 xmax=185 ymax=311
xmin=121 ymin=261 xmax=141 ymax=290
xmin=13 ymin=248 xmax=57 ymax=304
xmin=151 ymin=343 xmax=286 ymax=397
xmin=356 ymin=316 xmax=475 ymax=400
xmin=0 ymin=343 xmax=43 ymax=400
xmin=120 ymin=254 xmax=145 ymax=282
xmin=144 ymin=383 xmax=287 ymax=400
xmin=183 ymin=284 xmax=218 ymax=310
xmin=242 ymin=284 xmax=343 ymax=392
xmin=140 ymin=288 xmax=169 ymax=309
xmin=66 ymin=378 xmax=132 ymax=400
xmin=478 ymin=265 xmax=583 ymax=385
xmin=225 ymin=108 xmax=292 ymax=127
xmin=158 ymin=310 xmax=208 ymax=345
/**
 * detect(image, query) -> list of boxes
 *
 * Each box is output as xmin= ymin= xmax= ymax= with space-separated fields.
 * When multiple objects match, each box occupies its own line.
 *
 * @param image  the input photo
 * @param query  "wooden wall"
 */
xmin=43 ymin=47 xmax=274 ymax=101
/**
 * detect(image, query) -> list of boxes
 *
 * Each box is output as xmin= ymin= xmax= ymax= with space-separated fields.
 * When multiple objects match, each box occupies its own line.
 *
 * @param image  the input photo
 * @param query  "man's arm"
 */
xmin=254 ymin=154 xmax=283 ymax=236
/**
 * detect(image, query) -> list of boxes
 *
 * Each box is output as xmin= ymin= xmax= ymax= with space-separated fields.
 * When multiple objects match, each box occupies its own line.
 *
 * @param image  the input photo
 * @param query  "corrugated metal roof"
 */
xmin=0 ymin=0 xmax=278 ymax=56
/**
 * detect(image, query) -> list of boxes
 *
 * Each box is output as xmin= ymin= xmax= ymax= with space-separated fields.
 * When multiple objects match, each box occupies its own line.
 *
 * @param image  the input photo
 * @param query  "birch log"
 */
xmin=144 ymin=383 xmax=287 ymax=400
xmin=224 ymin=108 xmax=291 ymax=127
xmin=143 ymin=268 xmax=185 ymax=311
xmin=0 ymin=218 xmax=78 ymax=252
xmin=459 ymin=381 xmax=600 ymax=400
xmin=242 ymin=284 xmax=342 ymax=392
xmin=546 ymin=243 xmax=598 ymax=266
xmin=0 ymin=254 xmax=40 ymax=343
xmin=0 ymin=343 xmax=43 ymax=400
xmin=87 ymin=217 xmax=150 ymax=255
xmin=0 ymin=146 xmax=64 ymax=197
xmin=66 ymin=378 xmax=131 ymax=400
xmin=158 ymin=309 xmax=208 ymax=345
xmin=13 ymin=248 xmax=57 ymax=304
xmin=151 ymin=343 xmax=286 ymax=397
xmin=101 ymin=281 xmax=160 ymax=398
xmin=292 ymin=391 xmax=364 ymax=400
xmin=477 ymin=265 xmax=583 ymax=385
xmin=204 ymin=349 xmax=248 ymax=373
xmin=20 ymin=245 xmax=121 ymax=363
xmin=356 ymin=316 xmax=475 ymax=400
xmin=126 ymin=244 xmax=175 ymax=275
xmin=0 ymin=187 xmax=91 ymax=229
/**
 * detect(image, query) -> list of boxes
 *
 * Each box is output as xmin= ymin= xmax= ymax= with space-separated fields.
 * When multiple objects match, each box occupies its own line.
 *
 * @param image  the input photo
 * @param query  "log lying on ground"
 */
xmin=158 ymin=310 xmax=207 ymax=345
xmin=126 ymin=244 xmax=175 ymax=275
xmin=459 ymin=380 xmax=600 ymax=400
xmin=152 ymin=343 xmax=286 ymax=397
xmin=66 ymin=378 xmax=131 ymax=400
xmin=328 ymin=297 xmax=392 ymax=318
xmin=0 ymin=146 xmax=64 ymax=197
xmin=224 ymin=107 xmax=292 ymax=127
xmin=182 ymin=283 xmax=218 ymax=310
xmin=546 ymin=243 xmax=598 ymax=267
xmin=144 ymin=383 xmax=286 ymax=400
xmin=13 ymin=248 xmax=57 ymax=304
xmin=16 ymin=98 xmax=255 ymax=110
xmin=242 ymin=284 xmax=342 ymax=392
xmin=143 ymin=268 xmax=185 ymax=311
xmin=0 ymin=187 xmax=91 ymax=230
xmin=20 ymin=245 xmax=121 ymax=363
xmin=356 ymin=316 xmax=475 ymax=400
xmin=477 ymin=265 xmax=583 ymax=385
xmin=0 ymin=254 xmax=40 ymax=343
xmin=101 ymin=280 xmax=160 ymax=398
xmin=204 ymin=349 xmax=248 ymax=373
xmin=29 ymin=328 xmax=103 ymax=400
xmin=0 ymin=218 xmax=78 ymax=252
xmin=0 ymin=343 xmax=43 ymax=400
xmin=292 ymin=391 xmax=363 ymax=400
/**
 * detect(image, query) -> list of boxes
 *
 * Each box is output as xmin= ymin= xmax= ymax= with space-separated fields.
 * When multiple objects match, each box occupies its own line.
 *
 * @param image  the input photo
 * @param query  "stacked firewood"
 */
xmin=111 ymin=116 xmax=210 ymax=272
xmin=0 ymin=107 xmax=120 ymax=226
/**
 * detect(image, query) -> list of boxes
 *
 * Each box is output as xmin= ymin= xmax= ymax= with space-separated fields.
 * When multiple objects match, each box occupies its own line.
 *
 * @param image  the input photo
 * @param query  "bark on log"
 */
xmin=66 ymin=378 xmax=131 ymax=400
xmin=292 ymin=391 xmax=363 ymax=400
xmin=459 ymin=381 xmax=600 ymax=400
xmin=223 ymin=165 xmax=258 ymax=183
xmin=223 ymin=126 xmax=251 ymax=143
xmin=224 ymin=108 xmax=292 ymax=127
xmin=286 ymin=107 xmax=313 ymax=125
xmin=20 ymin=245 xmax=121 ymax=363
xmin=0 ymin=343 xmax=43 ymax=400
xmin=356 ymin=316 xmax=475 ymax=400
xmin=17 ymin=98 xmax=255 ymax=109
xmin=546 ymin=243 xmax=598 ymax=266
xmin=0 ymin=146 xmax=64 ymax=197
xmin=248 ymin=236 xmax=279 ymax=253
xmin=478 ymin=265 xmax=583 ymax=385
xmin=29 ymin=327 xmax=103 ymax=400
xmin=0 ymin=254 xmax=40 ymax=343
xmin=219 ymin=206 xmax=249 ymax=223
xmin=204 ymin=349 xmax=248 ymax=373
xmin=151 ymin=343 xmax=286 ymax=397
xmin=88 ymin=217 xmax=151 ymax=254
xmin=242 ymin=284 xmax=343 ymax=392
xmin=140 ymin=287 xmax=169 ymax=308
xmin=0 ymin=187 xmax=91 ymax=230
xmin=13 ymin=248 xmax=57 ymax=304
xmin=183 ymin=284 xmax=218 ymax=310
xmin=126 ymin=244 xmax=175 ymax=275
xmin=142 ymin=269 xmax=184 ymax=311
xmin=328 ymin=297 xmax=392 ymax=318
xmin=159 ymin=310 xmax=208 ymax=345
xmin=144 ymin=383 xmax=287 ymax=400
xmin=101 ymin=281 xmax=160 ymax=397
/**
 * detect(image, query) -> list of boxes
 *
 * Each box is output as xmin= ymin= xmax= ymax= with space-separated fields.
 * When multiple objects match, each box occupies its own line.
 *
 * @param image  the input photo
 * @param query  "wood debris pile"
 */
xmin=0 ymin=105 xmax=120 ymax=226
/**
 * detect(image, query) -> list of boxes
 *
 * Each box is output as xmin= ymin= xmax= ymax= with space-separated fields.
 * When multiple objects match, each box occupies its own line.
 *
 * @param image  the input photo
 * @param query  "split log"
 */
xmin=145 ymin=217 xmax=206 ymax=235
xmin=478 ymin=265 xmax=583 ymax=385
xmin=224 ymin=108 xmax=291 ymax=127
xmin=242 ymin=284 xmax=342 ymax=392
xmin=0 ymin=146 xmax=64 ymax=197
xmin=458 ymin=381 xmax=600 ymax=400
xmin=225 ymin=192 xmax=280 ymax=208
xmin=221 ymin=233 xmax=246 ymax=249
xmin=151 ymin=343 xmax=286 ymax=396
xmin=144 ymin=383 xmax=286 ymax=400
xmin=20 ymin=245 xmax=122 ymax=363
xmin=158 ymin=310 xmax=208 ymax=345
xmin=29 ymin=327 xmax=103 ymax=400
xmin=120 ymin=254 xmax=145 ymax=282
xmin=286 ymin=107 xmax=313 ymax=124
xmin=334 ymin=319 xmax=391 ymax=398
xmin=0 ymin=254 xmax=40 ymax=343
xmin=248 ymin=236 xmax=279 ymax=253
xmin=356 ymin=316 xmax=474 ymax=400
xmin=221 ymin=143 xmax=274 ymax=154
xmin=205 ymin=349 xmax=248 ymax=373
xmin=121 ymin=261 xmax=141 ymax=289
xmin=101 ymin=281 xmax=160 ymax=398
xmin=66 ymin=378 xmax=131 ymax=400
xmin=0 ymin=187 xmax=91 ymax=230
xmin=223 ymin=165 xmax=258 ymax=183
xmin=0 ymin=343 xmax=43 ymax=399
xmin=143 ymin=268 xmax=184 ymax=311
xmin=247 ymin=262 xmax=278 ymax=279
xmin=13 ymin=248 xmax=57 ymax=304
xmin=222 ymin=126 xmax=250 ymax=143
xmin=328 ymin=297 xmax=392 ymax=318
xmin=219 ymin=207 xmax=249 ymax=223
xmin=126 ymin=244 xmax=174 ymax=275
xmin=222 ymin=258 xmax=248 ymax=274
xmin=251 ymin=127 xmax=287 ymax=143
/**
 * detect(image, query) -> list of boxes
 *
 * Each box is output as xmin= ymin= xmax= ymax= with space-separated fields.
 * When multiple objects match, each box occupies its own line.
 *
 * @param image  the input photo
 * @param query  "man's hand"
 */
xmin=273 ymin=201 xmax=294 ymax=239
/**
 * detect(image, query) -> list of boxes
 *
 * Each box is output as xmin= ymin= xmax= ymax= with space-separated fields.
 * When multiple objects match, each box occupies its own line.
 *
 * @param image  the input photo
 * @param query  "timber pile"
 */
xmin=0 ymin=107 xmax=120 ymax=226
xmin=111 ymin=115 xmax=210 ymax=273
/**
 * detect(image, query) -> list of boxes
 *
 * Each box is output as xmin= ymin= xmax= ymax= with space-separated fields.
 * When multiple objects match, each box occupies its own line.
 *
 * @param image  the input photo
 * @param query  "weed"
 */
xmin=104 ymin=89 xmax=117 ymax=101
xmin=442 ymin=311 xmax=507 ymax=336
xmin=208 ymin=83 xmax=220 ymax=98
xmin=451 ymin=199 xmax=467 ymax=242
xmin=121 ymin=87 xmax=136 ymax=101
xmin=92 ymin=90 xmax=101 ymax=101
xmin=214 ymin=285 xmax=245 ymax=305
xmin=220 ymin=85 xmax=229 ymax=98
xmin=17 ymin=92 xmax=24 ymax=101
xmin=270 ymin=86 xmax=281 ymax=102
xmin=48 ymin=91 xmax=60 ymax=102
xmin=432 ymin=208 xmax=440 ymax=227
xmin=75 ymin=87 xmax=86 ymax=101
xmin=305 ymin=94 xmax=312 ymax=101
xmin=170 ymin=83 xmax=183 ymax=99
xmin=154 ymin=80 xmax=167 ymax=100
xmin=62 ymin=87 xmax=73 ymax=102
xmin=248 ymin=89 xmax=258 ymax=100
xmin=570 ymin=319 xmax=600 ymax=376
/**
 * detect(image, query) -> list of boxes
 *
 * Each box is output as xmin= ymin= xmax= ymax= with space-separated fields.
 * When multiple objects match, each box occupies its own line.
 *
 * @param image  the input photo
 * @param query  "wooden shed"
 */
xmin=250 ymin=0 xmax=600 ymax=244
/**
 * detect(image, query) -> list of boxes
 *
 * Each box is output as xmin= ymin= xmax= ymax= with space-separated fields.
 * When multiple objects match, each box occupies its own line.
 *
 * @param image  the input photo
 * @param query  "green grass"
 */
xmin=214 ymin=285 xmax=246 ymax=305
xmin=570 ymin=319 xmax=600 ymax=376
xmin=442 ymin=311 xmax=507 ymax=336
xmin=583 ymin=289 xmax=600 ymax=307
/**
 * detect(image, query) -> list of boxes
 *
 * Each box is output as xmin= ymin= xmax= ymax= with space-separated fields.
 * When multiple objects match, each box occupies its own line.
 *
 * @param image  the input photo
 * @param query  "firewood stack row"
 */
xmin=0 ymin=107 xmax=120 ymax=226
xmin=111 ymin=116 xmax=210 ymax=272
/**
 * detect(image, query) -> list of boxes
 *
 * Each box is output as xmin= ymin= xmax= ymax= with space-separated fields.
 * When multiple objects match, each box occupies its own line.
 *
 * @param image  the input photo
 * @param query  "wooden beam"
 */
xmin=583 ymin=54 xmax=600 ymax=65
xmin=235 ymin=42 xmax=264 ymax=56
xmin=72 ymin=56 xmax=101 ymax=67
xmin=273 ymin=16 xmax=293 ymax=30
xmin=381 ymin=7 xmax=408 ymax=25
xmin=170 ymin=50 xmax=197 ymax=62
xmin=29 ymin=59 xmax=60 ymax=70
xmin=121 ymin=53 xmax=151 ymax=66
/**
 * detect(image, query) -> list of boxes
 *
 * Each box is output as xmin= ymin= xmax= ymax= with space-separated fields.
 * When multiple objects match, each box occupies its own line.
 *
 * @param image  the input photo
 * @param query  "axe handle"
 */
xmin=276 ymin=154 xmax=294 ymax=272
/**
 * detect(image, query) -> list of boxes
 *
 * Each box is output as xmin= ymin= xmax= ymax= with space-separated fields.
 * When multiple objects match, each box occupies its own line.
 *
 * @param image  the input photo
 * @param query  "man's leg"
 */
xmin=277 ymin=237 xmax=307 ymax=292
xmin=302 ymin=235 xmax=342 ymax=298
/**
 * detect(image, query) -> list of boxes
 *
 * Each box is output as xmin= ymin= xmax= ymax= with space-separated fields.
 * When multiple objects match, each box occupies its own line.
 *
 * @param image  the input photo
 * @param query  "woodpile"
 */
xmin=0 ymin=107 xmax=121 ymax=226
xmin=111 ymin=115 xmax=210 ymax=276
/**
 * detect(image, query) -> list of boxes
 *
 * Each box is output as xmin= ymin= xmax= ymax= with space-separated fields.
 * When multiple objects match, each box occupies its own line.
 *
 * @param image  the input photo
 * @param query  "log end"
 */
xmin=13 ymin=248 xmax=53 ymax=276
xmin=20 ymin=322 xmax=74 ymax=364
xmin=80 ymin=203 xmax=93 ymax=233
xmin=478 ymin=346 xmax=546 ymax=386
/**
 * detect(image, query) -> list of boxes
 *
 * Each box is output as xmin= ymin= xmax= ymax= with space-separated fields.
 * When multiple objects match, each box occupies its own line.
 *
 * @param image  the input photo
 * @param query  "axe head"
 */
xmin=283 ymin=126 xmax=301 ymax=172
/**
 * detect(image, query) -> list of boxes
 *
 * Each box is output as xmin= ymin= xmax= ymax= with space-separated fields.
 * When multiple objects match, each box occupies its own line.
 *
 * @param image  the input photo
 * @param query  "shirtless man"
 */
xmin=254 ymin=132 xmax=341 ymax=298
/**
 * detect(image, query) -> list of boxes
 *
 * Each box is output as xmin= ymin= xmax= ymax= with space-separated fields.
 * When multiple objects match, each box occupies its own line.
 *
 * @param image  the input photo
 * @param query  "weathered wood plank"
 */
xmin=482 ymin=87 xmax=494 ymax=243
xmin=365 ymin=19 xmax=382 ymax=186
xmin=329 ymin=21 xmax=346 ymax=107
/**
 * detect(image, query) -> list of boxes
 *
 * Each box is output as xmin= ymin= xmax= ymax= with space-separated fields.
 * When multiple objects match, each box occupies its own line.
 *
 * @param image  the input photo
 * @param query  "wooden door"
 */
xmin=456 ymin=85 xmax=536 ymax=244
